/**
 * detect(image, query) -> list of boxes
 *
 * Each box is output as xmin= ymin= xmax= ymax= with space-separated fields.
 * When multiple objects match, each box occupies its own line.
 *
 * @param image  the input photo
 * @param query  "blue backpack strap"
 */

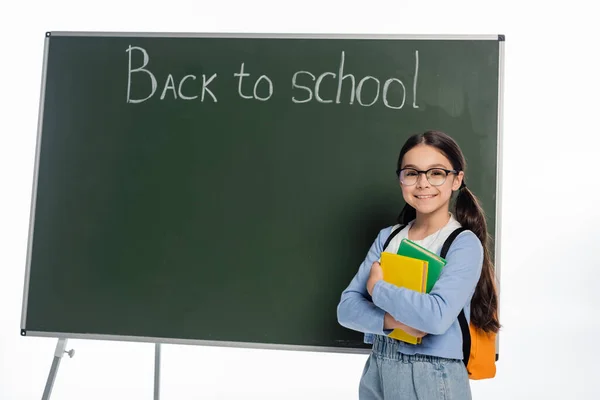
xmin=440 ymin=227 xmax=471 ymax=370
xmin=382 ymin=225 xmax=405 ymax=252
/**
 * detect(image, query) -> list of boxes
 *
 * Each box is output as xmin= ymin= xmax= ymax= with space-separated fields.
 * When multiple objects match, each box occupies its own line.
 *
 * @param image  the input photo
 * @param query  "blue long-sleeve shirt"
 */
xmin=336 ymin=225 xmax=483 ymax=360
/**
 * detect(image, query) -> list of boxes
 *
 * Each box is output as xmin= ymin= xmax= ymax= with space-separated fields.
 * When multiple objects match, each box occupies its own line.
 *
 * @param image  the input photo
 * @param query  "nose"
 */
xmin=416 ymin=172 xmax=430 ymax=188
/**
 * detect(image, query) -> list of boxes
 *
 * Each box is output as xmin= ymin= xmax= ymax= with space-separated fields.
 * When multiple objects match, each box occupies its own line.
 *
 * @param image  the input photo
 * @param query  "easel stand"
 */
xmin=42 ymin=339 xmax=162 ymax=400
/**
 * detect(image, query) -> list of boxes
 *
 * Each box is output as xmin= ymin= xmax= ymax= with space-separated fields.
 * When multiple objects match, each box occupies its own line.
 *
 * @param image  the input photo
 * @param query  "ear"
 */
xmin=451 ymin=171 xmax=464 ymax=191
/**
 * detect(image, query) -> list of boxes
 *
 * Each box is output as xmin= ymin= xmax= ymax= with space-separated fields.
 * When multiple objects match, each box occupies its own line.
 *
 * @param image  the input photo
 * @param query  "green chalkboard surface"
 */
xmin=21 ymin=32 xmax=503 ymax=352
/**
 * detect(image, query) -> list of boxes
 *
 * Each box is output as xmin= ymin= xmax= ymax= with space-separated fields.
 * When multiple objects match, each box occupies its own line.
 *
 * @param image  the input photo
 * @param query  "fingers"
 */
xmin=414 ymin=330 xmax=427 ymax=338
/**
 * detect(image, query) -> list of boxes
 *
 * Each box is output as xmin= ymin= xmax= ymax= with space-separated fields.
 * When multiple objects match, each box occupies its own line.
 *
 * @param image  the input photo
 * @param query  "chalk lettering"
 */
xmin=291 ymin=71 xmax=316 ymax=103
xmin=126 ymin=46 xmax=157 ymax=104
xmin=336 ymin=51 xmax=355 ymax=105
xmin=254 ymin=75 xmax=273 ymax=101
xmin=160 ymin=74 xmax=178 ymax=100
xmin=290 ymin=51 xmax=418 ymax=109
xmin=315 ymin=72 xmax=336 ymax=103
xmin=201 ymin=74 xmax=218 ymax=102
xmin=356 ymin=76 xmax=380 ymax=107
xmin=234 ymin=63 xmax=253 ymax=100
xmin=178 ymin=75 xmax=198 ymax=100
xmin=383 ymin=79 xmax=406 ymax=109
xmin=413 ymin=50 xmax=420 ymax=108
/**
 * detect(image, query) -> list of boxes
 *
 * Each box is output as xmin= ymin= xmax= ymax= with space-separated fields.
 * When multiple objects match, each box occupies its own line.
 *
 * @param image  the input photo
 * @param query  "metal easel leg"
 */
xmin=154 ymin=343 xmax=161 ymax=400
xmin=42 ymin=338 xmax=75 ymax=400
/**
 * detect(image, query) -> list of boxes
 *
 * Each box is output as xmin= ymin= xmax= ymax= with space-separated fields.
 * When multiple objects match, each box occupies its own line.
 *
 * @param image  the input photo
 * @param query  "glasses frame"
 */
xmin=396 ymin=167 xmax=458 ymax=187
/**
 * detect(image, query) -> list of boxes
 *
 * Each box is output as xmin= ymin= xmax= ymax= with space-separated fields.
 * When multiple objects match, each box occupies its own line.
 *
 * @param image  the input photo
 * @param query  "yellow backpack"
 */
xmin=441 ymin=227 xmax=498 ymax=380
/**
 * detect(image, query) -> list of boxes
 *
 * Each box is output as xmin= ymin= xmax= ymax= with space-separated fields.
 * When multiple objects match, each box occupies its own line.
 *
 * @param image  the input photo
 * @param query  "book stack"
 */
xmin=380 ymin=238 xmax=447 ymax=344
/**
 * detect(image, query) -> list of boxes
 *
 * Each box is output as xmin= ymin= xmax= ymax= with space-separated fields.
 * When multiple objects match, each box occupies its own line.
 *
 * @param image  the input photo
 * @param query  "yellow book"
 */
xmin=380 ymin=252 xmax=429 ymax=345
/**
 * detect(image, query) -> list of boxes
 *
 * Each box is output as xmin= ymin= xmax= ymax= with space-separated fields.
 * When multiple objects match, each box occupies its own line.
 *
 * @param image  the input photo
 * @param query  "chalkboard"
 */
xmin=21 ymin=32 xmax=504 ymax=352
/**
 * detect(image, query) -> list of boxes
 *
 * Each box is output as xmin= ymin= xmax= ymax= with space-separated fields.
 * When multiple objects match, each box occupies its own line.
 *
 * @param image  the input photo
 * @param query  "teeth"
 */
xmin=416 ymin=195 xmax=435 ymax=199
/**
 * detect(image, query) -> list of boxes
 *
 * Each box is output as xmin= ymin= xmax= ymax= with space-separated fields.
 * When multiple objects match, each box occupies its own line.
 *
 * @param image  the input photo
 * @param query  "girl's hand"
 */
xmin=384 ymin=313 xmax=427 ymax=338
xmin=367 ymin=261 xmax=383 ymax=296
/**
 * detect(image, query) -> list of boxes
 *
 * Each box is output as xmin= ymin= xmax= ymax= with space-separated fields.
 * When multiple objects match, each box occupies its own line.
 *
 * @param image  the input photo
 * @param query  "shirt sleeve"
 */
xmin=336 ymin=227 xmax=393 ymax=335
xmin=371 ymin=230 xmax=483 ymax=335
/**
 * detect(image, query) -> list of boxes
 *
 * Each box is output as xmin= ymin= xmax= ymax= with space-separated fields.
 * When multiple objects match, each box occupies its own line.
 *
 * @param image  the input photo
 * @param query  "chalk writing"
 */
xmin=126 ymin=46 xmax=420 ymax=110
xmin=126 ymin=46 xmax=217 ymax=103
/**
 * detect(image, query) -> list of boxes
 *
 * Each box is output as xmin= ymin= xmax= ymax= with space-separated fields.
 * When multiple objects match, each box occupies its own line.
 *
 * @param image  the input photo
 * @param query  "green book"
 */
xmin=397 ymin=239 xmax=447 ymax=293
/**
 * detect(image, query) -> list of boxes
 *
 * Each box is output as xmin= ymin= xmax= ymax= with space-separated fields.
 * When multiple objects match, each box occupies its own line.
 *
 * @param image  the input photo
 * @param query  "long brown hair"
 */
xmin=396 ymin=130 xmax=500 ymax=333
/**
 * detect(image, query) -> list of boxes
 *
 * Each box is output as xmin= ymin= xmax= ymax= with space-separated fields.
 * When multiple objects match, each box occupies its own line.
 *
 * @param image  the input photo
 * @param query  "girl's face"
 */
xmin=399 ymin=144 xmax=464 ymax=216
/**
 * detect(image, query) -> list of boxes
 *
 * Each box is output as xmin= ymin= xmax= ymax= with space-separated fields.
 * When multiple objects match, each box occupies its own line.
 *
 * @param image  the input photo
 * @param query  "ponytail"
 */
xmin=397 ymin=203 xmax=416 ymax=226
xmin=455 ymin=186 xmax=500 ymax=334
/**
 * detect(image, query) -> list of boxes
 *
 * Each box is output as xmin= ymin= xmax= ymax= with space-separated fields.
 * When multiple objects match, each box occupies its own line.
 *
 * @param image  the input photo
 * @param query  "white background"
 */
xmin=1 ymin=0 xmax=599 ymax=399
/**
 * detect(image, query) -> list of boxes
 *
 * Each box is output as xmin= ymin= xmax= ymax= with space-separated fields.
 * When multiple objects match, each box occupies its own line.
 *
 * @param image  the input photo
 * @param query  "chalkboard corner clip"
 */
xmin=46 ymin=32 xmax=52 ymax=38
xmin=21 ymin=329 xmax=27 ymax=336
xmin=498 ymin=34 xmax=505 ymax=41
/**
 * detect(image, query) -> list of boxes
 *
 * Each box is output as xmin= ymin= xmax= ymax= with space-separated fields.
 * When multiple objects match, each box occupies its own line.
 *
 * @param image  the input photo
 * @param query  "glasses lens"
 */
xmin=400 ymin=169 xmax=418 ymax=185
xmin=426 ymin=169 xmax=448 ymax=186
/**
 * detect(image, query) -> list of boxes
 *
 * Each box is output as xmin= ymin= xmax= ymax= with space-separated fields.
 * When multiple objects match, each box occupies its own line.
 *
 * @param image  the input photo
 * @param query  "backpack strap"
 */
xmin=440 ymin=227 xmax=471 ymax=369
xmin=440 ymin=227 xmax=467 ymax=259
xmin=458 ymin=310 xmax=471 ymax=369
xmin=381 ymin=225 xmax=405 ymax=252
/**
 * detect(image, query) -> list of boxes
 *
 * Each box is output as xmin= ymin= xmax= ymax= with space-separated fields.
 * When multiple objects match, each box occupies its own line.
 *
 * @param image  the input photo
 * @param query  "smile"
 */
xmin=415 ymin=194 xmax=437 ymax=199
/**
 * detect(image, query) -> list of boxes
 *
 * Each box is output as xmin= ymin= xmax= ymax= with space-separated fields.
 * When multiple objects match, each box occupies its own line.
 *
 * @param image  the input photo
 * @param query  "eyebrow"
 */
xmin=402 ymin=163 xmax=451 ymax=169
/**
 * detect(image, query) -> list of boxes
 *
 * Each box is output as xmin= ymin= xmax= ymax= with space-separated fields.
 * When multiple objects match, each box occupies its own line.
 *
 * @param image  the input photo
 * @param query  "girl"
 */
xmin=337 ymin=130 xmax=499 ymax=399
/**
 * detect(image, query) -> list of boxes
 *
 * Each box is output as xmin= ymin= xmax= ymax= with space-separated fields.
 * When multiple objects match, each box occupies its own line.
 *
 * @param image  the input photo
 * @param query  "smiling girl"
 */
xmin=337 ymin=130 xmax=499 ymax=399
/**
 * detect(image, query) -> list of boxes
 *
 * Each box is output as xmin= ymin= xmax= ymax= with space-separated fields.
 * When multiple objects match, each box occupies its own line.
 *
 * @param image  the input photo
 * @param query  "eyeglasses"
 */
xmin=397 ymin=167 xmax=458 ymax=186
